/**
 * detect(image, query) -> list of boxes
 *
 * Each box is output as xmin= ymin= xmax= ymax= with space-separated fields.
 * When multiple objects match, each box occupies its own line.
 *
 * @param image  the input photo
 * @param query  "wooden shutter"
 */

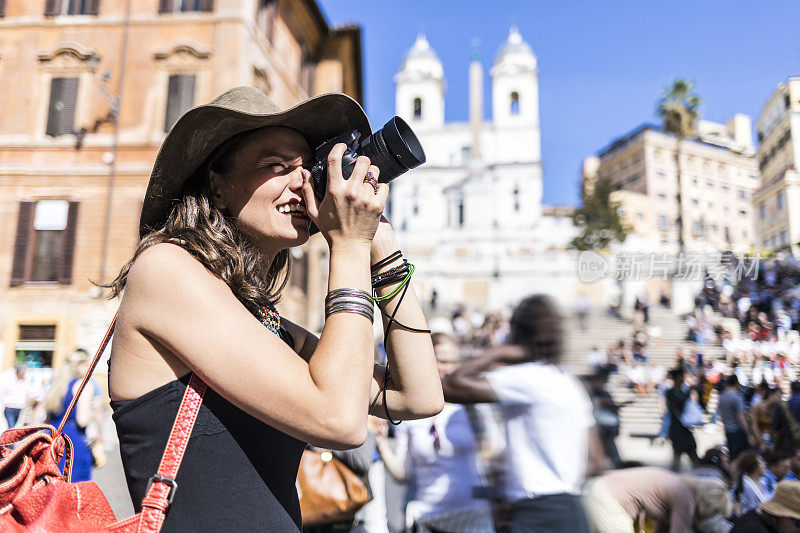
xmin=46 ymin=77 xmax=78 ymax=137
xmin=87 ymin=0 xmax=101 ymax=15
xmin=158 ymin=0 xmax=173 ymax=13
xmin=164 ymin=74 xmax=195 ymax=132
xmin=58 ymin=202 xmax=79 ymax=285
xmin=44 ymin=0 xmax=59 ymax=16
xmin=10 ymin=202 xmax=35 ymax=287
xmin=260 ymin=0 xmax=277 ymax=42
xmin=199 ymin=0 xmax=214 ymax=12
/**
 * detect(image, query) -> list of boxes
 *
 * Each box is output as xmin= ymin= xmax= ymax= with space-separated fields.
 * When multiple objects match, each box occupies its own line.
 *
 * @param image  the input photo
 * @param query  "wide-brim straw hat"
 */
xmin=139 ymin=86 xmax=371 ymax=238
xmin=760 ymin=480 xmax=800 ymax=520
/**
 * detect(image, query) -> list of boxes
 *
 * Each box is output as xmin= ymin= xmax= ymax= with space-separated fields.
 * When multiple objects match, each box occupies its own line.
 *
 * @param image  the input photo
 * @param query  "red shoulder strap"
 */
xmin=56 ymin=310 xmax=119 ymax=436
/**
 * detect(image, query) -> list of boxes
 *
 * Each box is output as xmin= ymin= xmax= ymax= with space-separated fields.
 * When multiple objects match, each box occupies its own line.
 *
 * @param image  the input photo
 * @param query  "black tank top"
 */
xmin=110 ymin=326 xmax=306 ymax=532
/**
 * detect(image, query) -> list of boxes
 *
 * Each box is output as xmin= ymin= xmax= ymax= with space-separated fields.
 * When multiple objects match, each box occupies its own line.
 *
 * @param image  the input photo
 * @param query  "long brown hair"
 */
xmin=103 ymin=128 xmax=291 ymax=315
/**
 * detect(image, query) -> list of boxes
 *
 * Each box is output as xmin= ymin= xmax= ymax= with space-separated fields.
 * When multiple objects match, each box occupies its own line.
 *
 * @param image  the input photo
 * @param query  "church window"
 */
xmin=510 ymin=92 xmax=520 ymax=115
xmin=413 ymin=98 xmax=422 ymax=120
xmin=457 ymin=198 xmax=464 ymax=227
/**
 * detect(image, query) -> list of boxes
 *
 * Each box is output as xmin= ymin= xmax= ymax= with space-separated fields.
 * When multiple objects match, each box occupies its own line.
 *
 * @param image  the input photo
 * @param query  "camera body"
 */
xmin=309 ymin=116 xmax=426 ymax=200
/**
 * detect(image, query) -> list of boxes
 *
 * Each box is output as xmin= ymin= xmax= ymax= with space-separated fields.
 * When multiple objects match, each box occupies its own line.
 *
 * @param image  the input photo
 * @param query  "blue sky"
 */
xmin=317 ymin=0 xmax=800 ymax=206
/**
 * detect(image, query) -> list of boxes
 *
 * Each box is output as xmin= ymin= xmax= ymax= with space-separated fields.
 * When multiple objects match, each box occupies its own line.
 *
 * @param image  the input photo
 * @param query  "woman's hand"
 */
xmin=301 ymin=143 xmax=389 ymax=249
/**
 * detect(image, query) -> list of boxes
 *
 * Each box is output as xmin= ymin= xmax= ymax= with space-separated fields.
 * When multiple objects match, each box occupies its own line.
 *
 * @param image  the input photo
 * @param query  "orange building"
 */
xmin=0 ymin=0 xmax=363 ymax=381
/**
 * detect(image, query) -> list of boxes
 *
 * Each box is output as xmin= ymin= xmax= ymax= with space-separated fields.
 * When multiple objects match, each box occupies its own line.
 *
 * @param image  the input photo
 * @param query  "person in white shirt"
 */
xmin=442 ymin=294 xmax=604 ymax=533
xmin=376 ymin=332 xmax=494 ymax=532
xmin=0 ymin=366 xmax=31 ymax=429
xmin=587 ymin=345 xmax=607 ymax=372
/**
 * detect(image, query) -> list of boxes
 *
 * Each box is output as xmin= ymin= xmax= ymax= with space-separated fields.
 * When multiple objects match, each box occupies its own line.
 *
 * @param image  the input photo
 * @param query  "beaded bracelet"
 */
xmin=371 ymin=250 xmax=403 ymax=274
xmin=372 ymin=261 xmax=410 ymax=288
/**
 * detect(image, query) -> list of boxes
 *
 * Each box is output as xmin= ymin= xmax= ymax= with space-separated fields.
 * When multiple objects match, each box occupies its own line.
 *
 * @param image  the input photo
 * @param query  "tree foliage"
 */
xmin=657 ymin=79 xmax=701 ymax=138
xmin=571 ymin=176 xmax=628 ymax=251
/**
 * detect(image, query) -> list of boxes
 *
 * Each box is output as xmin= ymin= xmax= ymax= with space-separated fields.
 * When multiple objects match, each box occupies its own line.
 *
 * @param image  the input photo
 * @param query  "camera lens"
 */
xmin=359 ymin=116 xmax=426 ymax=183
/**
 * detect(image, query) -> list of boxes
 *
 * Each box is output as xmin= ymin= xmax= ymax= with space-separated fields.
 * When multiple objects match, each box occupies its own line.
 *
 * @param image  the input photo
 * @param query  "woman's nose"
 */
xmin=289 ymin=167 xmax=309 ymax=190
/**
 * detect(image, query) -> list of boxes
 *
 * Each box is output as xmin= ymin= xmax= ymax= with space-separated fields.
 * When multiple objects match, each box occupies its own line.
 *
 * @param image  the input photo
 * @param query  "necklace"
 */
xmin=256 ymin=306 xmax=281 ymax=336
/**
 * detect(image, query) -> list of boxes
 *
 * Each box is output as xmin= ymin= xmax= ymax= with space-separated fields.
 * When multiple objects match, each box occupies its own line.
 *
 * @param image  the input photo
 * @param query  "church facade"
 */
xmin=391 ymin=29 xmax=580 ymax=312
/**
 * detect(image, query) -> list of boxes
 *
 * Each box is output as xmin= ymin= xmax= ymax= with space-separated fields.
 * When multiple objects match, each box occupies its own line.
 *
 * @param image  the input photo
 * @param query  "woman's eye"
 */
xmin=270 ymin=163 xmax=287 ymax=173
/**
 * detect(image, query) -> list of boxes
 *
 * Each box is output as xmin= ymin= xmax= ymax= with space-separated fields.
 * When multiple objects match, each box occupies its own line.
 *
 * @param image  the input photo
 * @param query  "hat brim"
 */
xmin=760 ymin=499 xmax=800 ymax=520
xmin=140 ymin=90 xmax=371 ymax=238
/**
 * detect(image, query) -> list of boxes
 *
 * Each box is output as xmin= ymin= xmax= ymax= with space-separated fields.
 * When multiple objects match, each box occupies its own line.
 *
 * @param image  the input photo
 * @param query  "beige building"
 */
xmin=753 ymin=77 xmax=800 ymax=254
xmin=0 ymin=0 xmax=363 ymax=379
xmin=584 ymin=118 xmax=760 ymax=253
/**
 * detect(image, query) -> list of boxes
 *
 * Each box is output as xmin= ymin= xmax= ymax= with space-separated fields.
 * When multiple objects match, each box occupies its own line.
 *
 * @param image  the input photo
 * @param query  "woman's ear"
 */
xmin=209 ymin=171 xmax=227 ymax=211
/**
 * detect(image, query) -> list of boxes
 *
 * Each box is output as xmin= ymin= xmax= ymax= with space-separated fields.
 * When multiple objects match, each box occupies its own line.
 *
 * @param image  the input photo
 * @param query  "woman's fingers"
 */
xmin=301 ymin=171 xmax=320 ymax=220
xmin=326 ymin=143 xmax=348 ymax=193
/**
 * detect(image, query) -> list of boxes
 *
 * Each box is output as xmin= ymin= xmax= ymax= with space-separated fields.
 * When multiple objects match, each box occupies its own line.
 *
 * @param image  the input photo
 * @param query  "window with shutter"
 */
xmin=300 ymin=45 xmax=315 ymax=95
xmin=59 ymin=202 xmax=79 ymax=284
xmin=158 ymin=0 xmax=173 ymax=13
xmin=29 ymin=200 xmax=71 ymax=283
xmin=46 ymin=77 xmax=79 ymax=137
xmin=10 ymin=202 xmax=35 ymax=287
xmin=44 ymin=0 xmax=59 ymax=16
xmin=164 ymin=74 xmax=195 ymax=132
xmin=290 ymin=250 xmax=308 ymax=292
xmin=0 ymin=0 xmax=7 ymax=18
xmin=258 ymin=0 xmax=277 ymax=42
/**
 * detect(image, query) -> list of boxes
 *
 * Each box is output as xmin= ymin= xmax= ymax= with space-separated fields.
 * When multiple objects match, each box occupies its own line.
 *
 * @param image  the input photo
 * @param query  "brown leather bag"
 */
xmin=296 ymin=448 xmax=370 ymax=526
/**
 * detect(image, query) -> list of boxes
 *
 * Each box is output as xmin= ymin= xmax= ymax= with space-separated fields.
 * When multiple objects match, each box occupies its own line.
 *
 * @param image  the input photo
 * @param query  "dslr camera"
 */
xmin=310 ymin=116 xmax=426 ymax=199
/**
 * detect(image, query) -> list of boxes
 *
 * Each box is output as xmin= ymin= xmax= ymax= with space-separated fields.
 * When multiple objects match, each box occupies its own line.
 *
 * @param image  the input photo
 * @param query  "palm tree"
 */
xmin=656 ymin=79 xmax=701 ymax=253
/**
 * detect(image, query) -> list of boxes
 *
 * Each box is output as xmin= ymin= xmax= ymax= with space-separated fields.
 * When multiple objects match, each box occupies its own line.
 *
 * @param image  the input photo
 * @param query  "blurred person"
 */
xmin=0 ymin=366 xmax=31 ymax=429
xmin=43 ymin=350 xmax=95 ymax=482
xmin=730 ymin=480 xmax=800 ymax=533
xmin=586 ymin=371 xmax=624 ymax=468
xmin=773 ymin=382 xmax=800 ymax=454
xmin=762 ymin=452 xmax=792 ymax=499
xmin=718 ymin=375 xmax=754 ymax=460
xmin=583 ymin=467 xmax=732 ymax=533
xmin=733 ymin=450 xmax=769 ymax=515
xmin=442 ymin=294 xmax=603 ymax=533
xmin=574 ymin=294 xmax=590 ymax=332
xmin=587 ymin=345 xmax=607 ymax=373
xmin=666 ymin=368 xmax=700 ymax=471
xmin=376 ymin=332 xmax=494 ymax=532
xmin=784 ymin=449 xmax=800 ymax=483
xmin=647 ymin=360 xmax=666 ymax=394
xmin=626 ymin=361 xmax=649 ymax=395
xmin=105 ymin=88 xmax=443 ymax=530
xmin=692 ymin=447 xmax=731 ymax=484
xmin=752 ymin=387 xmax=780 ymax=452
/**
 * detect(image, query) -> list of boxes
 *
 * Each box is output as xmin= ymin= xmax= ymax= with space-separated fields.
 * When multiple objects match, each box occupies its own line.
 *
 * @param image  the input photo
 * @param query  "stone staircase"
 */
xmin=562 ymin=306 xmax=724 ymax=437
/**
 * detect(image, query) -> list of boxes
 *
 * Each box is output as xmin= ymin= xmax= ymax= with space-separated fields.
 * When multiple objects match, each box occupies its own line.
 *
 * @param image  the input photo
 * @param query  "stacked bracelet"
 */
xmin=372 ymin=260 xmax=410 ymax=288
xmin=325 ymin=288 xmax=374 ymax=323
xmin=371 ymin=250 xmax=402 ymax=273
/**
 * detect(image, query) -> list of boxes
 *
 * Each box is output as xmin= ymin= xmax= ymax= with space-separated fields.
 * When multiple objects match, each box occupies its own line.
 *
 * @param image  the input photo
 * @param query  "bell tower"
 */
xmin=394 ymin=34 xmax=445 ymax=131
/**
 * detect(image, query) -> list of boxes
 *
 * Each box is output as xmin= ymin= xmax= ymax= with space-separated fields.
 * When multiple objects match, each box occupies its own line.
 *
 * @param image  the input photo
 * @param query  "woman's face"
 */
xmin=214 ymin=126 xmax=314 ymax=254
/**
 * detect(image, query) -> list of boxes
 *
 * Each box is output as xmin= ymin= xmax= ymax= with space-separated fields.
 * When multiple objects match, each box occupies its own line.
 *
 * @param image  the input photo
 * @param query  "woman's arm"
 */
xmin=367 ymin=220 xmax=443 ymax=420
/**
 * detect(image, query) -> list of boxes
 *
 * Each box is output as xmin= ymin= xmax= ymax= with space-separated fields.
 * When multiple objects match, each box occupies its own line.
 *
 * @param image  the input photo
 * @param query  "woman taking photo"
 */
xmin=106 ymin=87 xmax=443 ymax=531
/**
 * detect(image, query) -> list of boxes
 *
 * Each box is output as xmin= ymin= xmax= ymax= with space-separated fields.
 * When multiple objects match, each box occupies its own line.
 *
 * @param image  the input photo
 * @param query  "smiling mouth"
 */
xmin=277 ymin=203 xmax=307 ymax=219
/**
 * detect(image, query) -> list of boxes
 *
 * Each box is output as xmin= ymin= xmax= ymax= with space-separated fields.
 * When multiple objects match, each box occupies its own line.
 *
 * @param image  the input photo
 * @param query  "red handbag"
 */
xmin=0 ymin=314 xmax=208 ymax=532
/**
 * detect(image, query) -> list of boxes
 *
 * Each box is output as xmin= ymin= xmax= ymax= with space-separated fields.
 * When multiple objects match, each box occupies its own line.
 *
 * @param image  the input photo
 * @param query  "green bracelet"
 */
xmin=374 ymin=263 xmax=415 ymax=302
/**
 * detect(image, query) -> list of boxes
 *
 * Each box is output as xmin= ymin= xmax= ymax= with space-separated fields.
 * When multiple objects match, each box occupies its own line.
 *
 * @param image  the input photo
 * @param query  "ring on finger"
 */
xmin=363 ymin=172 xmax=379 ymax=195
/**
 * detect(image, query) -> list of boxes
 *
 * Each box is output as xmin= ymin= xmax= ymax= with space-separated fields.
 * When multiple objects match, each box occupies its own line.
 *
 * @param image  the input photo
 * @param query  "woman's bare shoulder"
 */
xmin=126 ymin=243 xmax=217 ymax=295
